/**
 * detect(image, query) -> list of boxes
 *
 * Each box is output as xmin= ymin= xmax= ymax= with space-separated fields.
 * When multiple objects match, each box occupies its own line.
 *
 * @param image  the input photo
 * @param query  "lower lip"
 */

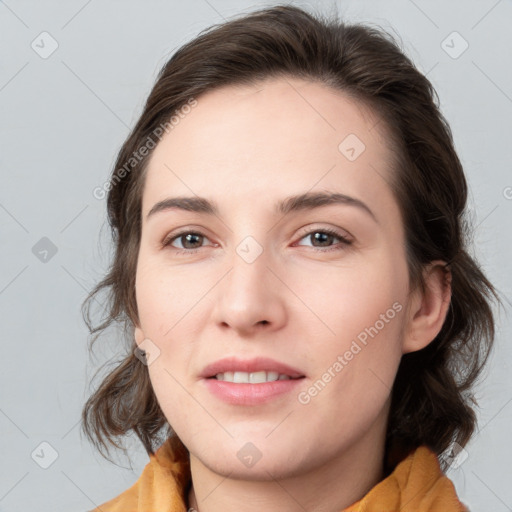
xmin=203 ymin=377 xmax=304 ymax=405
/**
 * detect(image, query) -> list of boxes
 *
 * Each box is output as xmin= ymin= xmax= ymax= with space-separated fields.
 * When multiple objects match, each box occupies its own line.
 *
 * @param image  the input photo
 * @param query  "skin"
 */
xmin=134 ymin=76 xmax=451 ymax=512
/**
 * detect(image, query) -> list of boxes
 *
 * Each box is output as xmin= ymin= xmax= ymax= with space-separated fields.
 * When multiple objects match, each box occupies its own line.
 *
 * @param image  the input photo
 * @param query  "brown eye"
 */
xmin=177 ymin=233 xmax=204 ymax=249
xmin=296 ymin=228 xmax=352 ymax=251
xmin=162 ymin=231 xmax=210 ymax=251
xmin=309 ymin=231 xmax=335 ymax=247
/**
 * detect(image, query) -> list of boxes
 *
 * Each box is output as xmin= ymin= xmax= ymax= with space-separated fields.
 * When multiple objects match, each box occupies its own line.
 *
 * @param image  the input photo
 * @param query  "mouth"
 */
xmin=201 ymin=356 xmax=306 ymax=381
xmin=208 ymin=371 xmax=304 ymax=383
xmin=200 ymin=356 xmax=305 ymax=405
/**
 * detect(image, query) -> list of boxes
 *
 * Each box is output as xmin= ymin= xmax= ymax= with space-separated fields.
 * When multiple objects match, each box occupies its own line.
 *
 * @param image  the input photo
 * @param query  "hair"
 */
xmin=81 ymin=4 xmax=501 ymax=471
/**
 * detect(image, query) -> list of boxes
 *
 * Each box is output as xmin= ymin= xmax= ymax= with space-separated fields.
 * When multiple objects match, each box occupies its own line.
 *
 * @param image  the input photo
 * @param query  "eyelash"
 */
xmin=161 ymin=227 xmax=352 ymax=255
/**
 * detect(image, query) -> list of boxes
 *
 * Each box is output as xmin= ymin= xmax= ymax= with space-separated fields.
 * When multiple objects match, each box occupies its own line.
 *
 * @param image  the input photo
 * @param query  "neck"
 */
xmin=186 ymin=428 xmax=386 ymax=512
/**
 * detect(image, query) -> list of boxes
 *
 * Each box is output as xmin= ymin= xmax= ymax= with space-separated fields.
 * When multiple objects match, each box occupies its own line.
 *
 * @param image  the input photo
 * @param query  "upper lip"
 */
xmin=201 ymin=356 xmax=305 ymax=379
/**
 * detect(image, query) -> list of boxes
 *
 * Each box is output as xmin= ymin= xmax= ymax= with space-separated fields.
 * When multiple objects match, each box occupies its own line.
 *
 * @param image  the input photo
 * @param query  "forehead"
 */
xmin=142 ymin=77 xmax=397 ymax=223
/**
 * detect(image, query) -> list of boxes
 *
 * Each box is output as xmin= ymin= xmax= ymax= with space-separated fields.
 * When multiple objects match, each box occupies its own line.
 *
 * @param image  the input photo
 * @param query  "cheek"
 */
xmin=292 ymin=279 xmax=405 ymax=442
xmin=293 ymin=256 xmax=407 ymax=402
xmin=135 ymin=256 xmax=206 ymax=338
xmin=290 ymin=256 xmax=407 ymax=346
xmin=134 ymin=263 xmax=192 ymax=395
xmin=147 ymin=363 xmax=203 ymax=443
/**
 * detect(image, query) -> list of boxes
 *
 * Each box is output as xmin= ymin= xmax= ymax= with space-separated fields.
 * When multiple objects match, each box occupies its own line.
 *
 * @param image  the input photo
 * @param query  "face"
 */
xmin=134 ymin=77 xmax=412 ymax=480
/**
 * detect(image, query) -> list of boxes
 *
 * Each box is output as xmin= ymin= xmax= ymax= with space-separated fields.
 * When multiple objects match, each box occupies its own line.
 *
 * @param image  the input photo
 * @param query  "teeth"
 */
xmin=233 ymin=371 xmax=249 ymax=383
xmin=249 ymin=371 xmax=267 ymax=383
xmin=214 ymin=371 xmax=292 ymax=383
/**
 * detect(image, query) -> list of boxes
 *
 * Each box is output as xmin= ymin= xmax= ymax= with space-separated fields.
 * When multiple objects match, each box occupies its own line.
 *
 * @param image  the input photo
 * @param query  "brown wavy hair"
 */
xmin=81 ymin=4 xmax=501 ymax=470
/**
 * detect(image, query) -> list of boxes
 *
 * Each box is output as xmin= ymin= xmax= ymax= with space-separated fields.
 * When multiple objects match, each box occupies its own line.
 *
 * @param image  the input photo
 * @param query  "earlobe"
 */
xmin=134 ymin=325 xmax=145 ymax=346
xmin=402 ymin=260 xmax=452 ymax=354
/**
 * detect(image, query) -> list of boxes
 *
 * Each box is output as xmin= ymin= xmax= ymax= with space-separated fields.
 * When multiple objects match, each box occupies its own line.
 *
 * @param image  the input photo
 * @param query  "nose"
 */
xmin=210 ymin=241 xmax=287 ymax=337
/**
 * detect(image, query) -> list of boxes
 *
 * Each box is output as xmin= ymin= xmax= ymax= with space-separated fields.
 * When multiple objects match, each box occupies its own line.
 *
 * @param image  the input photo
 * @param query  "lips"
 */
xmin=200 ymin=356 xmax=305 ymax=380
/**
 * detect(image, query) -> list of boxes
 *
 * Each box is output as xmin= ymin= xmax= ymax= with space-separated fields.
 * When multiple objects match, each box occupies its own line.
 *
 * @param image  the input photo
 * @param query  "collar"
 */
xmin=95 ymin=435 xmax=467 ymax=511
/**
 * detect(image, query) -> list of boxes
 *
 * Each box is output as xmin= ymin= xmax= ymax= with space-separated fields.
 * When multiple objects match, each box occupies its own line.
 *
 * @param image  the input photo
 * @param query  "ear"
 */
xmin=402 ymin=260 xmax=452 ymax=354
xmin=134 ymin=324 xmax=145 ymax=346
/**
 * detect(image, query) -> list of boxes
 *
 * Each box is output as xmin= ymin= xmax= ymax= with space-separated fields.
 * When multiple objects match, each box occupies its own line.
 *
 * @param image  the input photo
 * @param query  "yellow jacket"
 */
xmin=93 ymin=435 xmax=468 ymax=511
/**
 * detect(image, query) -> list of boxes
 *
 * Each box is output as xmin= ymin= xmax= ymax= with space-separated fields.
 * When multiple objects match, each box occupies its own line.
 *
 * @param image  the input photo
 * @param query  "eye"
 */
xmin=161 ymin=230 xmax=214 ymax=254
xmin=295 ymin=227 xmax=352 ymax=252
xmin=161 ymin=227 xmax=352 ymax=255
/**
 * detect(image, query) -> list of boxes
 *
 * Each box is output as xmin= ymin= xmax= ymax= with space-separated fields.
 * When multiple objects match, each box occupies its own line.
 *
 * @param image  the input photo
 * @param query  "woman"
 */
xmin=82 ymin=5 xmax=500 ymax=511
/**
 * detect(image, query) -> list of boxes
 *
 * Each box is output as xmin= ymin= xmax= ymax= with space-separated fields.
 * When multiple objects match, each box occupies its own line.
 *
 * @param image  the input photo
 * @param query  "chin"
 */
xmin=186 ymin=431 xmax=317 ymax=481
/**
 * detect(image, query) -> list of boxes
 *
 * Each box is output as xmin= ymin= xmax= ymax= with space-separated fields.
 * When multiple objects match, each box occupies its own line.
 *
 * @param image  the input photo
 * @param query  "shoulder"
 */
xmin=90 ymin=436 xmax=191 ymax=512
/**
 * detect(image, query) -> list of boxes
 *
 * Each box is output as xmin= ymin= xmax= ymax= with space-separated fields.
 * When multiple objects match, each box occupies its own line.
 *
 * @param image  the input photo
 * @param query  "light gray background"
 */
xmin=1 ymin=1 xmax=511 ymax=511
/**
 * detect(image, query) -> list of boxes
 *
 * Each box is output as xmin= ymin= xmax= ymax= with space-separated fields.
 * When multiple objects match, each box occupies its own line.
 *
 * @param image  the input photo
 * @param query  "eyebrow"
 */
xmin=146 ymin=191 xmax=377 ymax=223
